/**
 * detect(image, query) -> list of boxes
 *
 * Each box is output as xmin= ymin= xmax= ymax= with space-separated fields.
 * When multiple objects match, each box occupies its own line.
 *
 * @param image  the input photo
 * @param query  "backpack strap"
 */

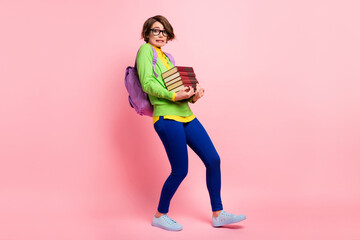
xmin=163 ymin=51 xmax=175 ymax=66
xmin=133 ymin=47 xmax=159 ymax=77
xmin=133 ymin=47 xmax=157 ymax=68
xmin=136 ymin=45 xmax=176 ymax=78
xmin=150 ymin=46 xmax=159 ymax=78
xmin=133 ymin=49 xmax=139 ymax=69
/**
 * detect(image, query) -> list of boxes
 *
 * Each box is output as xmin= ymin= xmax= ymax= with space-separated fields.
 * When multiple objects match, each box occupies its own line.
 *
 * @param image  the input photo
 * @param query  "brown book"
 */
xmin=169 ymin=85 xmax=185 ymax=93
xmin=165 ymin=76 xmax=197 ymax=87
xmin=163 ymin=71 xmax=196 ymax=83
xmin=169 ymin=83 xmax=198 ymax=93
xmin=162 ymin=66 xmax=194 ymax=79
xmin=167 ymin=78 xmax=198 ymax=91
xmin=168 ymin=79 xmax=198 ymax=92
xmin=167 ymin=80 xmax=184 ymax=91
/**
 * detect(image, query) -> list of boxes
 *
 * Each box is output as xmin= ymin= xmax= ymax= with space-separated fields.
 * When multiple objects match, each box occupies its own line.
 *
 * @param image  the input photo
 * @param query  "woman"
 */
xmin=136 ymin=15 xmax=246 ymax=231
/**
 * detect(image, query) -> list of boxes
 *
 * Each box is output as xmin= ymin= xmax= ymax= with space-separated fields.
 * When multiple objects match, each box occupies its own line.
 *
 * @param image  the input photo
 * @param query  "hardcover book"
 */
xmin=163 ymin=71 xmax=196 ymax=83
xmin=162 ymin=66 xmax=199 ymax=93
xmin=165 ymin=76 xmax=197 ymax=87
xmin=162 ymin=66 xmax=194 ymax=79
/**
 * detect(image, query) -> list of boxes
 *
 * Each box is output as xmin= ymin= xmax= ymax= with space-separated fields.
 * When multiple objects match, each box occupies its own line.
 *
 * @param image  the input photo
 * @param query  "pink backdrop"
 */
xmin=1 ymin=0 xmax=359 ymax=239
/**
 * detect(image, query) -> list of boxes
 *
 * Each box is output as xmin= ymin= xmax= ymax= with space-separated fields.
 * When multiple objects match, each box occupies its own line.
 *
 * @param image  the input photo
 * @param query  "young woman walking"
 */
xmin=136 ymin=15 xmax=246 ymax=231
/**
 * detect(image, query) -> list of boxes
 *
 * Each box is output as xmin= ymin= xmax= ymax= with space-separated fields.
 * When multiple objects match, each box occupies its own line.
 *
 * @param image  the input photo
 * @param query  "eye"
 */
xmin=153 ymin=29 xmax=160 ymax=34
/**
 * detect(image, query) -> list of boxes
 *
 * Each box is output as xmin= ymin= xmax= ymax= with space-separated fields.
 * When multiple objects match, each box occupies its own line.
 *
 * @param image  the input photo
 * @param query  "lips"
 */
xmin=156 ymin=40 xmax=164 ymax=42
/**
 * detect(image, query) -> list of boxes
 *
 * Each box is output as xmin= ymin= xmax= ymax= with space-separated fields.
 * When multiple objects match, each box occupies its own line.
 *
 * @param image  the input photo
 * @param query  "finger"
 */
xmin=197 ymin=90 xmax=203 ymax=97
xmin=189 ymin=90 xmax=195 ymax=97
xmin=182 ymin=86 xmax=190 ymax=92
xmin=189 ymin=87 xmax=194 ymax=94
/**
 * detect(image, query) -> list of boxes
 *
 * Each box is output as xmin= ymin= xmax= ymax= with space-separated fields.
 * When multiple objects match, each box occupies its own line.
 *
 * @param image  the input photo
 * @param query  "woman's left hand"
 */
xmin=190 ymin=84 xmax=205 ymax=103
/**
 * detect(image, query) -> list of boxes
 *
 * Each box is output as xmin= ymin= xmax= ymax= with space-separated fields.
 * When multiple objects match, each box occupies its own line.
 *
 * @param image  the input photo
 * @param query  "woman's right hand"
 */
xmin=174 ymin=86 xmax=195 ymax=101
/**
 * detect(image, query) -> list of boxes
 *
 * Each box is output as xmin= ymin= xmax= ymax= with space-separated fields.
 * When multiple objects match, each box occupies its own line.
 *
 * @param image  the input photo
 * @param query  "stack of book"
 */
xmin=162 ymin=66 xmax=198 ymax=93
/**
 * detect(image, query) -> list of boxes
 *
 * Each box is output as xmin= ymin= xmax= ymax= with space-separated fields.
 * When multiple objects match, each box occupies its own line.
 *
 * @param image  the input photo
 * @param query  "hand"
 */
xmin=174 ymin=86 xmax=195 ymax=101
xmin=190 ymin=84 xmax=204 ymax=103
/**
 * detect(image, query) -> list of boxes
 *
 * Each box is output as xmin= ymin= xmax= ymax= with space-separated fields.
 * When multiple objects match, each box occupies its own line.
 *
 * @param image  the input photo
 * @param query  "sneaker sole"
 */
xmin=152 ymin=222 xmax=183 ymax=231
xmin=212 ymin=216 xmax=247 ymax=227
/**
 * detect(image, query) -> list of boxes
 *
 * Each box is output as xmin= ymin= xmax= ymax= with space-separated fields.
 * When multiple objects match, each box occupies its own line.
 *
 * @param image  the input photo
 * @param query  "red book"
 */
xmin=177 ymin=71 xmax=195 ymax=78
xmin=163 ymin=71 xmax=196 ymax=83
xmin=166 ymin=76 xmax=198 ymax=90
xmin=168 ymin=79 xmax=198 ymax=91
xmin=165 ymin=76 xmax=197 ymax=87
xmin=181 ymin=80 xmax=198 ymax=85
xmin=170 ymin=83 xmax=197 ymax=93
xmin=183 ymin=82 xmax=197 ymax=89
xmin=176 ymin=66 xmax=194 ymax=72
xmin=162 ymin=66 xmax=194 ymax=79
xmin=180 ymin=76 xmax=197 ymax=82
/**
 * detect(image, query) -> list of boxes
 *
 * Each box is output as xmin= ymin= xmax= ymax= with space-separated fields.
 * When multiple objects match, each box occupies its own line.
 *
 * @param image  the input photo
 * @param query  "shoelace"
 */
xmin=163 ymin=215 xmax=177 ymax=224
xmin=217 ymin=211 xmax=235 ymax=222
xmin=221 ymin=211 xmax=234 ymax=217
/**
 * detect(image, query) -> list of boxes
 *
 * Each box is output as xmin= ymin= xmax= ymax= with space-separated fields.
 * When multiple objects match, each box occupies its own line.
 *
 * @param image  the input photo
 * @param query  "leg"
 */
xmin=154 ymin=117 xmax=188 ymax=214
xmin=183 ymin=118 xmax=223 ymax=212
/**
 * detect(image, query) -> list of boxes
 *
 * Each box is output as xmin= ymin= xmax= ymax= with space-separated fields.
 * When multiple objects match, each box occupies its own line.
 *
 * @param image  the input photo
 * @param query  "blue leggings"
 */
xmin=154 ymin=117 xmax=223 ymax=213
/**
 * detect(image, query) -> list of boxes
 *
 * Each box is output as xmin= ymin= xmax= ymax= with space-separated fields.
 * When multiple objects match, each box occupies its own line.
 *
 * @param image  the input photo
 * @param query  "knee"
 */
xmin=206 ymin=155 xmax=221 ymax=169
xmin=172 ymin=169 xmax=188 ymax=180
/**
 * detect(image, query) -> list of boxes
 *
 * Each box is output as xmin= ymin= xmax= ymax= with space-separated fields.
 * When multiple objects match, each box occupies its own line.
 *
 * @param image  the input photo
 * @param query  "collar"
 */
xmin=149 ymin=43 xmax=162 ymax=52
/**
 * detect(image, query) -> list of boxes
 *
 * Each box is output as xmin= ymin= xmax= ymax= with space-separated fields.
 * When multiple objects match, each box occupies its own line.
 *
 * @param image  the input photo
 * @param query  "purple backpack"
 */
xmin=125 ymin=45 xmax=175 ymax=117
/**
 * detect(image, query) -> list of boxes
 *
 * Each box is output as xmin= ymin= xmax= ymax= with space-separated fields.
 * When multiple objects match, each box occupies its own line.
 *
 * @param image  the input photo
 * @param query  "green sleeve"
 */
xmin=136 ymin=44 xmax=174 ymax=101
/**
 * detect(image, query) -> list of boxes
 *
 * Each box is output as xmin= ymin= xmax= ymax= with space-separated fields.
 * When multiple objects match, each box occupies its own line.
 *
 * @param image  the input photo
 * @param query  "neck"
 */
xmin=149 ymin=43 xmax=161 ymax=50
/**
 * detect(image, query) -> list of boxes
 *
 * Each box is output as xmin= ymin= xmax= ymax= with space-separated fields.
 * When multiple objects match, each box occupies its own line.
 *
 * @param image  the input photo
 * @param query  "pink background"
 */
xmin=1 ymin=0 xmax=359 ymax=239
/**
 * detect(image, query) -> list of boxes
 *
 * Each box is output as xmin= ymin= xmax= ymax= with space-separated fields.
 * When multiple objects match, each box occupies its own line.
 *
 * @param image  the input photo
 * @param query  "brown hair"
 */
xmin=141 ymin=15 xmax=175 ymax=43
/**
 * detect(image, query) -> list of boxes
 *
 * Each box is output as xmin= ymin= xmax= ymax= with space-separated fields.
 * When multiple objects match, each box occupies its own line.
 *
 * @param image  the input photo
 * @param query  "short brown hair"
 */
xmin=141 ymin=15 xmax=175 ymax=43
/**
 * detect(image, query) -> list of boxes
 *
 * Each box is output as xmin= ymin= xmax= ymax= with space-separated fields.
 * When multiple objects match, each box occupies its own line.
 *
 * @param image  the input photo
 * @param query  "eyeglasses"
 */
xmin=150 ymin=28 xmax=168 ymax=37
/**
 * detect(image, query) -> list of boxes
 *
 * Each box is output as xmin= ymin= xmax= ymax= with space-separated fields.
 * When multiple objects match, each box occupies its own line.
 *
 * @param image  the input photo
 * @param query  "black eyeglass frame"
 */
xmin=150 ymin=28 xmax=168 ymax=36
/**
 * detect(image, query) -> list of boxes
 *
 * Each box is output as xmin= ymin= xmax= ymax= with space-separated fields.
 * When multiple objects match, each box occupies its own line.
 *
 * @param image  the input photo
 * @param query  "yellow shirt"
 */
xmin=150 ymin=44 xmax=195 ymax=124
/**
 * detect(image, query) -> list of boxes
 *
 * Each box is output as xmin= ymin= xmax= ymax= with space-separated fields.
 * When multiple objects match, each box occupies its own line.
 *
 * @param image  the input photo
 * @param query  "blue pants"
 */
xmin=154 ymin=117 xmax=223 ymax=213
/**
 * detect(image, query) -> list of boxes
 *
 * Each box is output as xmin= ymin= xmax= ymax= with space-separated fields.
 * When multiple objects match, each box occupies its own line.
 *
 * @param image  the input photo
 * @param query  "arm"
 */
xmin=136 ymin=44 xmax=174 ymax=101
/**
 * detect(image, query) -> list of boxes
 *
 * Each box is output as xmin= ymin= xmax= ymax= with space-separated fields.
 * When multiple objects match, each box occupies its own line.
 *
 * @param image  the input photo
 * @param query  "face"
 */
xmin=147 ymin=21 xmax=168 ymax=48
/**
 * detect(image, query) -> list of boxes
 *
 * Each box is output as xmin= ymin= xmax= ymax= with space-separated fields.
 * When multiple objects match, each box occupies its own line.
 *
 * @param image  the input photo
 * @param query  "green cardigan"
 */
xmin=136 ymin=43 xmax=193 ymax=117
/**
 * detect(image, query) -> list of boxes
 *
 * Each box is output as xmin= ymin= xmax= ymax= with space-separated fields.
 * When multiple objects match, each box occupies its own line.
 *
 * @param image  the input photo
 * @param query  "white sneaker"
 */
xmin=152 ymin=214 xmax=183 ymax=231
xmin=212 ymin=210 xmax=246 ymax=227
